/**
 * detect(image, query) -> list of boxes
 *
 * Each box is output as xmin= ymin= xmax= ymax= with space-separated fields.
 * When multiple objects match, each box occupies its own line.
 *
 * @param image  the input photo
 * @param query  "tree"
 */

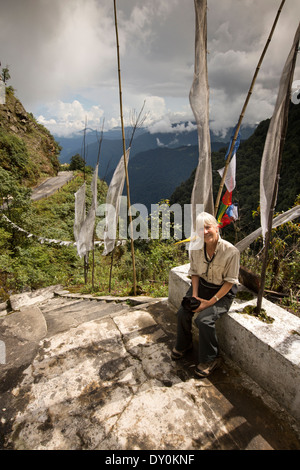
xmin=69 ymin=154 xmax=86 ymax=171
xmin=69 ymin=154 xmax=93 ymax=174
xmin=1 ymin=65 xmax=11 ymax=84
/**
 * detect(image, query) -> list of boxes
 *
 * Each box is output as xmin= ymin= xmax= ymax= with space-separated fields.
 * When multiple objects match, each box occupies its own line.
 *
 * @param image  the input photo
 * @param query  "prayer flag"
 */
xmin=216 ymin=190 xmax=232 ymax=226
xmin=260 ymin=23 xmax=300 ymax=242
xmin=74 ymin=164 xmax=98 ymax=258
xmin=102 ymin=149 xmax=130 ymax=256
xmin=225 ymin=126 xmax=241 ymax=160
xmin=190 ymin=0 xmax=213 ymax=224
xmin=217 ymin=153 xmax=236 ymax=193
xmin=74 ymin=183 xmax=86 ymax=244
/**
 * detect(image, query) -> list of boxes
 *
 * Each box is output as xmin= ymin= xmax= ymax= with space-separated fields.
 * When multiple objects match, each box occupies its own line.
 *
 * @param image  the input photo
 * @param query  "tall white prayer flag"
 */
xmin=102 ymin=149 xmax=130 ymax=256
xmin=74 ymin=183 xmax=86 ymax=244
xmin=190 ymin=0 xmax=214 ymax=226
xmin=74 ymin=164 xmax=98 ymax=258
xmin=260 ymin=23 xmax=300 ymax=242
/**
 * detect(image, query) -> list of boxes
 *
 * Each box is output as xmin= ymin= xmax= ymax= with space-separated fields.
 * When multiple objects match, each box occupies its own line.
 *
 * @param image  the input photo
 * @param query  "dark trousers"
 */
xmin=175 ymin=284 xmax=234 ymax=364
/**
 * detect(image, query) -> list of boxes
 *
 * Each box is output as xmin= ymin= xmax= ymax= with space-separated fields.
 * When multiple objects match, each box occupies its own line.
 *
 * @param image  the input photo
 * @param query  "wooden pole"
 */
xmin=113 ymin=0 xmax=137 ymax=295
xmin=214 ymin=0 xmax=286 ymax=217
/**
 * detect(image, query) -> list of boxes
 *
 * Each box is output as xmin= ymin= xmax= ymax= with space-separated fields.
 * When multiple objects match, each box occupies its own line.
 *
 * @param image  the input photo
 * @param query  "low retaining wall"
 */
xmin=168 ymin=264 xmax=300 ymax=423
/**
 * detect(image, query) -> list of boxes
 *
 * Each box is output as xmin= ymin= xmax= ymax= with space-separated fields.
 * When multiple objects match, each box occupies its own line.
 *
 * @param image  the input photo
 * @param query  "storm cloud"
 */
xmin=0 ymin=0 xmax=299 ymax=136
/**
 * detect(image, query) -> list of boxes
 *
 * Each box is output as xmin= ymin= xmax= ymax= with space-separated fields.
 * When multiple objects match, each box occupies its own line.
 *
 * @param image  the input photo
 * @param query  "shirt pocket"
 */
xmin=210 ymin=261 xmax=227 ymax=283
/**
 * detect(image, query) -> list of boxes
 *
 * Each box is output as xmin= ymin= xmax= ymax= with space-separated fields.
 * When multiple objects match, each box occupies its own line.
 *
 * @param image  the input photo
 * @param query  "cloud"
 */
xmin=148 ymin=116 xmax=197 ymax=134
xmin=38 ymin=100 xmax=105 ymax=137
xmin=0 ymin=0 xmax=299 ymax=139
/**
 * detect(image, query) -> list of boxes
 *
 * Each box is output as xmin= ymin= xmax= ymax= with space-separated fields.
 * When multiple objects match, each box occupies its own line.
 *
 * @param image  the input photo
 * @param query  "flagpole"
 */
xmin=255 ymin=25 xmax=299 ymax=314
xmin=113 ymin=0 xmax=137 ymax=296
xmin=214 ymin=0 xmax=286 ymax=217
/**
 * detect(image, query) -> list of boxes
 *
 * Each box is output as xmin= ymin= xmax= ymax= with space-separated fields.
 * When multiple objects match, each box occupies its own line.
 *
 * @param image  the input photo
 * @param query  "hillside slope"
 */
xmin=0 ymin=87 xmax=60 ymax=186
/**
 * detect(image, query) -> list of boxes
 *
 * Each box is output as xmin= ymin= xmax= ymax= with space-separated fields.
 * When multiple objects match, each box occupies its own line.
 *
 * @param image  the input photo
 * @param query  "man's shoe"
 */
xmin=171 ymin=344 xmax=193 ymax=360
xmin=194 ymin=357 xmax=222 ymax=378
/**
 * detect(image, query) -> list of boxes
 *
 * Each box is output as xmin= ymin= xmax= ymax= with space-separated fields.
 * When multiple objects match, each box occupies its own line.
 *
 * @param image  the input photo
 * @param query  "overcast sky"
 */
xmin=0 ymin=0 xmax=299 ymax=138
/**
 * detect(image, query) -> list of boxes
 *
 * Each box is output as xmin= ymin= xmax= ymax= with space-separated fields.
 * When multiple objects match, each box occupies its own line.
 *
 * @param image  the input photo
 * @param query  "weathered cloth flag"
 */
xmin=189 ymin=0 xmax=213 ymax=251
xmin=217 ymin=152 xmax=236 ymax=194
xmin=74 ymin=164 xmax=98 ymax=258
xmin=74 ymin=182 xmax=86 ymax=245
xmin=260 ymin=23 xmax=300 ymax=242
xmin=189 ymin=0 xmax=213 ymax=218
xmin=224 ymin=126 xmax=241 ymax=161
xmin=102 ymin=149 xmax=130 ymax=256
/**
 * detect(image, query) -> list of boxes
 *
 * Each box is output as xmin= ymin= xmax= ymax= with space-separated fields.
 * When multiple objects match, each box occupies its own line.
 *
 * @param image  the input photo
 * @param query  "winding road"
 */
xmin=31 ymin=171 xmax=74 ymax=201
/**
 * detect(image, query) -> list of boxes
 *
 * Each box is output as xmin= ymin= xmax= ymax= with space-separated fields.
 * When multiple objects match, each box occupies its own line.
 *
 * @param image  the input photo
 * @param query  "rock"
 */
xmin=9 ymin=285 xmax=63 ymax=311
xmin=0 ymin=306 xmax=47 ymax=395
xmin=1 ymin=306 xmax=47 ymax=342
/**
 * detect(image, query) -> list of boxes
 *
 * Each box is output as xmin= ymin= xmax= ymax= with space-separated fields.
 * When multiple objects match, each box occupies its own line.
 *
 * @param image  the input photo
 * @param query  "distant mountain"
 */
xmin=55 ymin=122 xmax=255 ymax=180
xmin=127 ymin=145 xmax=199 ymax=210
xmin=55 ymin=123 xmax=255 ymax=210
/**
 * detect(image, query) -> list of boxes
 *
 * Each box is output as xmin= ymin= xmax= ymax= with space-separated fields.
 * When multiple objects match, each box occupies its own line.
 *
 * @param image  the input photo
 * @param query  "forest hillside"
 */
xmin=170 ymin=102 xmax=300 ymax=240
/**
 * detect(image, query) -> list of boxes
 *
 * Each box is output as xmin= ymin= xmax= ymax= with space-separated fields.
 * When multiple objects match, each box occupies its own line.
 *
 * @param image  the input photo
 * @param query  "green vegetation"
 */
xmin=240 ymin=200 xmax=300 ymax=316
xmin=1 ymin=65 xmax=11 ymax=85
xmin=69 ymin=154 xmax=93 ymax=173
xmin=241 ymin=305 xmax=274 ymax=324
xmin=0 ymin=167 xmax=297 ymax=316
xmin=0 ymin=87 xmax=60 ymax=186
xmin=0 ymin=173 xmax=188 ymax=300
xmin=0 ymin=129 xmax=35 ymax=181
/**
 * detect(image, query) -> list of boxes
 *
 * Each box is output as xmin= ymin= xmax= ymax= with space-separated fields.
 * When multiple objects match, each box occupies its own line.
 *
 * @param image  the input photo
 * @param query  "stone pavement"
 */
xmin=0 ymin=286 xmax=300 ymax=451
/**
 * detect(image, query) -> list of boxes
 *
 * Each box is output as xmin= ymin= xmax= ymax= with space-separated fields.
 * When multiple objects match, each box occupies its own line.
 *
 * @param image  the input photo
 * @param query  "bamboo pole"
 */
xmin=113 ymin=0 xmax=137 ymax=295
xmin=214 ymin=0 xmax=286 ymax=217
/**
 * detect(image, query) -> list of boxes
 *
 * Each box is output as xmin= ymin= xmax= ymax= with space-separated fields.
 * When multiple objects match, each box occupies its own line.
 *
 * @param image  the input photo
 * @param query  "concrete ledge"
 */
xmin=168 ymin=264 xmax=300 ymax=423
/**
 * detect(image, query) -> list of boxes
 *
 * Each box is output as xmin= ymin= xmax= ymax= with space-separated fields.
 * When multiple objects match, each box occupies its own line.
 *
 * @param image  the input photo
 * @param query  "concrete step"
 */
xmin=40 ymin=297 xmax=131 ymax=337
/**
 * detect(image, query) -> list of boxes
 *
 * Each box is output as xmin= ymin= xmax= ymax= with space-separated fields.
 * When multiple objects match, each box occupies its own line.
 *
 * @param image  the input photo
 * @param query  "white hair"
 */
xmin=196 ymin=212 xmax=219 ymax=230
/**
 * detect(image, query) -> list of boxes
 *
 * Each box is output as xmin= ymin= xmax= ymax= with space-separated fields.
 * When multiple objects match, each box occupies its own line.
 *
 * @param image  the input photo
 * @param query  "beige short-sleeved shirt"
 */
xmin=188 ymin=236 xmax=240 ymax=285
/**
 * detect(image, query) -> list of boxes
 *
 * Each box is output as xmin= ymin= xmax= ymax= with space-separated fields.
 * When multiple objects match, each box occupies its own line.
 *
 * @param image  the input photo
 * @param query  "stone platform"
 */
xmin=0 ymin=285 xmax=299 ymax=450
